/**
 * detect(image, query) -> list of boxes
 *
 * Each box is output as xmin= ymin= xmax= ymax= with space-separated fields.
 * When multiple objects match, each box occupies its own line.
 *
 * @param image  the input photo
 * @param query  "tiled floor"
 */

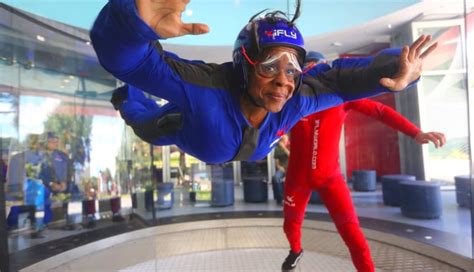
xmin=136 ymin=185 xmax=472 ymax=257
xmin=120 ymin=249 xmax=359 ymax=272
xmin=7 ymin=184 xmax=473 ymax=271
xmin=22 ymin=219 xmax=465 ymax=272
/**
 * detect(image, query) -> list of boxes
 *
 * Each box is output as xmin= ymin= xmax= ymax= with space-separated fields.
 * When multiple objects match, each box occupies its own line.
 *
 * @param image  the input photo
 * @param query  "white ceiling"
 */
xmin=164 ymin=0 xmax=473 ymax=63
xmin=2 ymin=0 xmax=420 ymax=46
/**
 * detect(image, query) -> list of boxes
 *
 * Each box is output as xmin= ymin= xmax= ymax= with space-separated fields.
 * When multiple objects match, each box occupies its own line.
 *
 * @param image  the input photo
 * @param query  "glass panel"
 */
xmin=162 ymin=147 xmax=209 ymax=205
xmin=128 ymin=131 xmax=153 ymax=215
xmin=417 ymin=25 xmax=464 ymax=71
xmin=420 ymin=74 xmax=469 ymax=182
xmin=412 ymin=7 xmax=472 ymax=259
xmin=1 ymin=2 xmax=130 ymax=259
xmin=190 ymin=161 xmax=211 ymax=203
xmin=465 ymin=5 xmax=474 ymax=260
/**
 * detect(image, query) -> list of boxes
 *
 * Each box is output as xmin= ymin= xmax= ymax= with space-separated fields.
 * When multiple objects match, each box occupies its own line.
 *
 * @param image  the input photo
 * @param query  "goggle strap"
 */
xmin=241 ymin=45 xmax=257 ymax=65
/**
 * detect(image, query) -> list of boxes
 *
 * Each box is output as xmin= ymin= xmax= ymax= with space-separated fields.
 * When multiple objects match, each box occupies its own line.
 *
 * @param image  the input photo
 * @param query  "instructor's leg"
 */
xmin=283 ymin=168 xmax=311 ymax=254
xmin=319 ymin=175 xmax=374 ymax=272
xmin=281 ymin=168 xmax=310 ymax=271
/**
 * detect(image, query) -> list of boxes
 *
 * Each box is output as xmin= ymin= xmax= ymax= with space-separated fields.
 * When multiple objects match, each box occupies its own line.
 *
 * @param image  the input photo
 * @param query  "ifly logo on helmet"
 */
xmin=264 ymin=29 xmax=297 ymax=40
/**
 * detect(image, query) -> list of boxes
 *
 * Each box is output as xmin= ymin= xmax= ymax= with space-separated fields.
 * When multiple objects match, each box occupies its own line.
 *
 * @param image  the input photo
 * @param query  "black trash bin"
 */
xmin=189 ymin=191 xmax=196 ymax=202
xmin=243 ymin=177 xmax=268 ymax=203
xmin=144 ymin=189 xmax=154 ymax=211
xmin=131 ymin=192 xmax=137 ymax=209
xmin=157 ymin=182 xmax=174 ymax=209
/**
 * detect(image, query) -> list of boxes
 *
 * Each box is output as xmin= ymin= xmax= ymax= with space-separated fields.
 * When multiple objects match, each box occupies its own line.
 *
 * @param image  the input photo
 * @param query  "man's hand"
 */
xmin=135 ymin=0 xmax=209 ymax=38
xmin=380 ymin=35 xmax=438 ymax=91
xmin=414 ymin=131 xmax=446 ymax=148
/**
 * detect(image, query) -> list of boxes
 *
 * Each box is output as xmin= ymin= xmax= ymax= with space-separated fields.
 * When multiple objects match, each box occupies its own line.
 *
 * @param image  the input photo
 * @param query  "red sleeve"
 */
xmin=345 ymin=99 xmax=421 ymax=138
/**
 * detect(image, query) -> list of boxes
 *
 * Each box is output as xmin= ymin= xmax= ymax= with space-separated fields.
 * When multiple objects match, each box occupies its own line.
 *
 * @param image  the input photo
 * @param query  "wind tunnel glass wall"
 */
xmin=0 ymin=3 xmax=141 ymax=252
xmin=413 ymin=19 xmax=469 ymax=183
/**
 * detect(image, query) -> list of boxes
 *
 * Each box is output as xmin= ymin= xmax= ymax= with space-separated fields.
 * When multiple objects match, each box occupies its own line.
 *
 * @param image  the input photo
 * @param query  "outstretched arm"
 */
xmin=298 ymin=36 xmax=437 ymax=115
xmin=135 ymin=0 xmax=209 ymax=38
xmin=331 ymin=35 xmax=436 ymax=95
xmin=90 ymin=0 xmax=211 ymax=109
xmin=346 ymin=99 xmax=446 ymax=148
xmin=379 ymin=35 xmax=437 ymax=91
xmin=413 ymin=131 xmax=446 ymax=148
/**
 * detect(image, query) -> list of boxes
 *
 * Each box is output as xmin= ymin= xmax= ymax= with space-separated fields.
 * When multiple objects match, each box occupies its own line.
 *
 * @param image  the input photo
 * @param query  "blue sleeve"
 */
xmin=332 ymin=48 xmax=418 ymax=95
xmin=296 ymin=48 xmax=417 ymax=115
xmin=90 ymin=0 xmax=159 ymax=75
xmin=90 ymin=0 xmax=207 ymax=110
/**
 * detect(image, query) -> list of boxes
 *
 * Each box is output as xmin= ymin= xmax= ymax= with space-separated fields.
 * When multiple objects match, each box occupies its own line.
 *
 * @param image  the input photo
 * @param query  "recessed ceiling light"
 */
xmin=36 ymin=35 xmax=45 ymax=42
xmin=332 ymin=42 xmax=342 ymax=47
xmin=424 ymin=236 xmax=432 ymax=240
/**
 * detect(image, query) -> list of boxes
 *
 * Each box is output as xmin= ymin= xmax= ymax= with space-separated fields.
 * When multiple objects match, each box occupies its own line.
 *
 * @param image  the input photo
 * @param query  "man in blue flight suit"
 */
xmin=39 ymin=132 xmax=68 ymax=195
xmin=38 ymin=132 xmax=69 ymax=227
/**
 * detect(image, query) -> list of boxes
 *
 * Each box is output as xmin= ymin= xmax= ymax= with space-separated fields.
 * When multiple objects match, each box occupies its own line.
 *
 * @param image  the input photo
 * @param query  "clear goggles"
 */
xmin=242 ymin=46 xmax=303 ymax=81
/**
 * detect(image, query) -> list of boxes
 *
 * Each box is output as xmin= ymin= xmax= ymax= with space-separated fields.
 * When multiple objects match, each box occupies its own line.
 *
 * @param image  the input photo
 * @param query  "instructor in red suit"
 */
xmin=281 ymin=51 xmax=446 ymax=272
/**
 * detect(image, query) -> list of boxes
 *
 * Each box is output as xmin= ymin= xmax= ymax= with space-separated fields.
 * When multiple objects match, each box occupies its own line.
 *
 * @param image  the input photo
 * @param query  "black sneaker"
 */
xmin=281 ymin=250 xmax=303 ymax=271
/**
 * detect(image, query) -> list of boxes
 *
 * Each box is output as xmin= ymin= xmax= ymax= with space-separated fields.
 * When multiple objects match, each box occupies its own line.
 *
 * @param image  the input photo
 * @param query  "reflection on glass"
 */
xmin=1 ymin=3 xmax=130 ymax=240
xmin=169 ymin=145 xmax=209 ymax=202
xmin=418 ymin=25 xmax=463 ymax=71
xmin=420 ymin=74 xmax=469 ymax=182
xmin=190 ymin=162 xmax=211 ymax=202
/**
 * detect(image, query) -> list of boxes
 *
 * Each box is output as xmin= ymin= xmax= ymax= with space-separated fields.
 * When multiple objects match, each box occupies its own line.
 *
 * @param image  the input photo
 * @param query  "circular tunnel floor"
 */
xmin=122 ymin=249 xmax=359 ymax=271
xmin=22 ymin=219 xmax=464 ymax=272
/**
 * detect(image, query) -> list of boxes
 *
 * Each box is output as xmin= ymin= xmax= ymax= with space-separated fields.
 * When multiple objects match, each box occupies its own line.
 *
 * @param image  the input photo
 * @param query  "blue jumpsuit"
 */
xmin=90 ymin=0 xmax=411 ymax=164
